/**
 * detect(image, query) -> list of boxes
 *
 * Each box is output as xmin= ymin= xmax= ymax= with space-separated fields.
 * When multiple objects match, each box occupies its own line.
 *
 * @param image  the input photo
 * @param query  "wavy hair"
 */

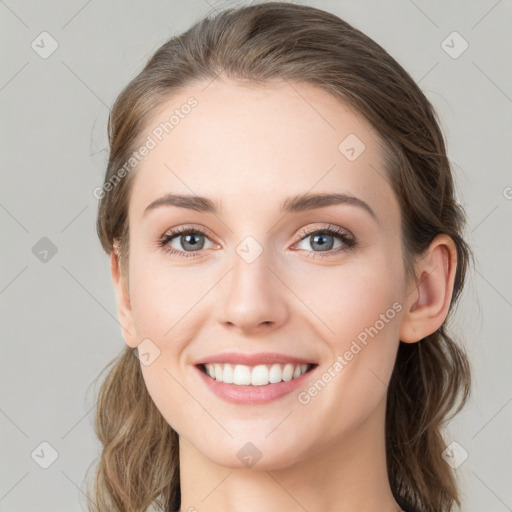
xmin=89 ymin=2 xmax=472 ymax=511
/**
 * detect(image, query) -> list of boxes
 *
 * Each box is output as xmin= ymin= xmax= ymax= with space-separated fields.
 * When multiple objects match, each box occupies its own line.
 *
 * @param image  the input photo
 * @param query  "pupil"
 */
xmin=311 ymin=233 xmax=333 ymax=251
xmin=182 ymin=233 xmax=204 ymax=251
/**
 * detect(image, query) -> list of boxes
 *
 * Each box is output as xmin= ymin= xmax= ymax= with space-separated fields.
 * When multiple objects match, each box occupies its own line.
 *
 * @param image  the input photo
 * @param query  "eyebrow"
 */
xmin=143 ymin=192 xmax=377 ymax=220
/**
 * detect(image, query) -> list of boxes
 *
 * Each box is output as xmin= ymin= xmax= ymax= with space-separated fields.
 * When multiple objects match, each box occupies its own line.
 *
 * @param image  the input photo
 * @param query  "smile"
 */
xmin=195 ymin=362 xmax=318 ymax=404
xmin=201 ymin=362 xmax=313 ymax=386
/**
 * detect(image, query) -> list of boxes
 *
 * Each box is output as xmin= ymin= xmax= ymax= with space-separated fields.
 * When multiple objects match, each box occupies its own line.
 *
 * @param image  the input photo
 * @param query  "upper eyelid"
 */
xmin=161 ymin=224 xmax=215 ymax=241
xmin=297 ymin=224 xmax=351 ymax=237
xmin=162 ymin=223 xmax=351 ymax=237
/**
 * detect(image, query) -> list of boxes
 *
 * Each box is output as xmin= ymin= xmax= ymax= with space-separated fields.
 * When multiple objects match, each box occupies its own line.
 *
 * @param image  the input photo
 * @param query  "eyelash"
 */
xmin=158 ymin=224 xmax=357 ymax=260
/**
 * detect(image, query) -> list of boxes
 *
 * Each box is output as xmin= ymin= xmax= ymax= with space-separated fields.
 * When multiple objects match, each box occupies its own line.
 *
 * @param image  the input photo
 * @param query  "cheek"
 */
xmin=128 ymin=249 xmax=213 ymax=342
xmin=297 ymin=250 xmax=405 ymax=348
xmin=294 ymin=250 xmax=405 ymax=411
xmin=126 ymin=254 xmax=209 ymax=429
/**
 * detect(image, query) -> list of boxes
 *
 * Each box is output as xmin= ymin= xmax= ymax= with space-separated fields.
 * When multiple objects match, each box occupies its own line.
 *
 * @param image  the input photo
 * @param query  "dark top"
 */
xmin=168 ymin=488 xmax=422 ymax=512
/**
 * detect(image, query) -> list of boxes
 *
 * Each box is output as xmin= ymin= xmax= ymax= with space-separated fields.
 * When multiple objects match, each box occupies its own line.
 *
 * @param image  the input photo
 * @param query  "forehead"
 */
xmin=128 ymin=79 xmax=397 ymax=225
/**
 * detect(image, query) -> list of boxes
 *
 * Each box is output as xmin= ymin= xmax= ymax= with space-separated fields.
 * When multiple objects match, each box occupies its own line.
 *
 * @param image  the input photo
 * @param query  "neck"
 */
xmin=177 ymin=397 xmax=402 ymax=512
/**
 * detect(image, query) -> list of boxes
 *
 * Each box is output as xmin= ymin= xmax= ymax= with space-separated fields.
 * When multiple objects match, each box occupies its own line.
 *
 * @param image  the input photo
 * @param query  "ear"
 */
xmin=110 ymin=248 xmax=138 ymax=348
xmin=400 ymin=234 xmax=458 ymax=343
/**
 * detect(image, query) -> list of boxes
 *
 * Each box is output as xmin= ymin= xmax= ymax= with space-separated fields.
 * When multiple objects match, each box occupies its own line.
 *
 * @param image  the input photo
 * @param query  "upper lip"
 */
xmin=194 ymin=352 xmax=316 ymax=366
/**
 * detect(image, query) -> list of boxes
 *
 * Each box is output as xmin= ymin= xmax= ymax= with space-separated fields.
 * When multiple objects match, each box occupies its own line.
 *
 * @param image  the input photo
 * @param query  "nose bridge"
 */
xmin=218 ymin=233 xmax=287 ymax=331
xmin=229 ymin=235 xmax=273 ymax=302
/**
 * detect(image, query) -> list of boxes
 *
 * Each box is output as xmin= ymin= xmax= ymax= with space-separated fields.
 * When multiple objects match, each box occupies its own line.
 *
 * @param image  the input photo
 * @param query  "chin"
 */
xmin=186 ymin=428 xmax=315 ymax=471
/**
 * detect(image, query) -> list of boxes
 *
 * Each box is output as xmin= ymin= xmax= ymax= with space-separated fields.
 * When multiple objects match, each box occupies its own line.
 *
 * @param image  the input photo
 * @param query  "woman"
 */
xmin=89 ymin=3 xmax=472 ymax=511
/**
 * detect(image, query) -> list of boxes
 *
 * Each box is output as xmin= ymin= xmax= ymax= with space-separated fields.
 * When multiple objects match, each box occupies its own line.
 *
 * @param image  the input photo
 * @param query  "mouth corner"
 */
xmin=304 ymin=363 xmax=318 ymax=375
xmin=197 ymin=363 xmax=207 ymax=374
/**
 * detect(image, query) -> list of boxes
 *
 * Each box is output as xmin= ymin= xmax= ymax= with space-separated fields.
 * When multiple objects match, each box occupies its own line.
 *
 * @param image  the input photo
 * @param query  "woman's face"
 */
xmin=116 ymin=79 xmax=411 ymax=469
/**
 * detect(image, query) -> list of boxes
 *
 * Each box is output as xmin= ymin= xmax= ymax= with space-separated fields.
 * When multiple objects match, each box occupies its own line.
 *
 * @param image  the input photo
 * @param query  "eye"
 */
xmin=158 ymin=226 xmax=217 ymax=258
xmin=158 ymin=223 xmax=356 ymax=260
xmin=292 ymin=224 xmax=356 ymax=259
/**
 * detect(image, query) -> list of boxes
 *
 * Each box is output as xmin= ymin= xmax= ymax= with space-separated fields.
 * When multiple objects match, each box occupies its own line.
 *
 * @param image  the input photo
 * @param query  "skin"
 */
xmin=110 ymin=78 xmax=458 ymax=512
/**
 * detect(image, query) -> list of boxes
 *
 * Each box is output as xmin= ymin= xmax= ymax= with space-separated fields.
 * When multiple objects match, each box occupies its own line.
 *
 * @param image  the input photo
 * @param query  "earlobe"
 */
xmin=110 ymin=249 xmax=139 ymax=348
xmin=400 ymin=234 xmax=458 ymax=344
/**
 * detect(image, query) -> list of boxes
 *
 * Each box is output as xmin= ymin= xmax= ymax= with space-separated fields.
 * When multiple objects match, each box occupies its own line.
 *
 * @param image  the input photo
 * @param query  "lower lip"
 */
xmin=195 ymin=365 xmax=317 ymax=404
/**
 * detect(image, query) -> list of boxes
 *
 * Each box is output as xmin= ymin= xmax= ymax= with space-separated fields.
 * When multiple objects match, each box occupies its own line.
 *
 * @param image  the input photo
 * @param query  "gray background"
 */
xmin=1 ymin=0 xmax=511 ymax=510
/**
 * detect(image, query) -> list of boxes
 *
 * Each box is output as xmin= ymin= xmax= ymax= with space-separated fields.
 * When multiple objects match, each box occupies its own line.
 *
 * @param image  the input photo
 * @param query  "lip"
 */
xmin=193 ymin=361 xmax=319 ymax=405
xmin=193 ymin=351 xmax=316 ymax=366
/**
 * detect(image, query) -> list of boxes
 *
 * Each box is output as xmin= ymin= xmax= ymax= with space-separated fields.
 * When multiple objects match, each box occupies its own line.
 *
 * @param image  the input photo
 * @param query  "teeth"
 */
xmin=222 ymin=363 xmax=234 ymax=384
xmin=214 ymin=363 xmax=223 ymax=382
xmin=203 ymin=363 xmax=310 ymax=386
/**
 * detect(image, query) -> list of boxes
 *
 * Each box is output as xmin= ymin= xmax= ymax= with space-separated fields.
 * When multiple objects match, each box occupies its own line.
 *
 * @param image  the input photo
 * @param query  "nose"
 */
xmin=219 ymin=250 xmax=289 ymax=335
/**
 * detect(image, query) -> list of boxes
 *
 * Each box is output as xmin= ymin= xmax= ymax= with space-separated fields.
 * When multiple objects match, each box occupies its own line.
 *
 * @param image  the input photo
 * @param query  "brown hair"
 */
xmin=89 ymin=2 xmax=472 ymax=511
